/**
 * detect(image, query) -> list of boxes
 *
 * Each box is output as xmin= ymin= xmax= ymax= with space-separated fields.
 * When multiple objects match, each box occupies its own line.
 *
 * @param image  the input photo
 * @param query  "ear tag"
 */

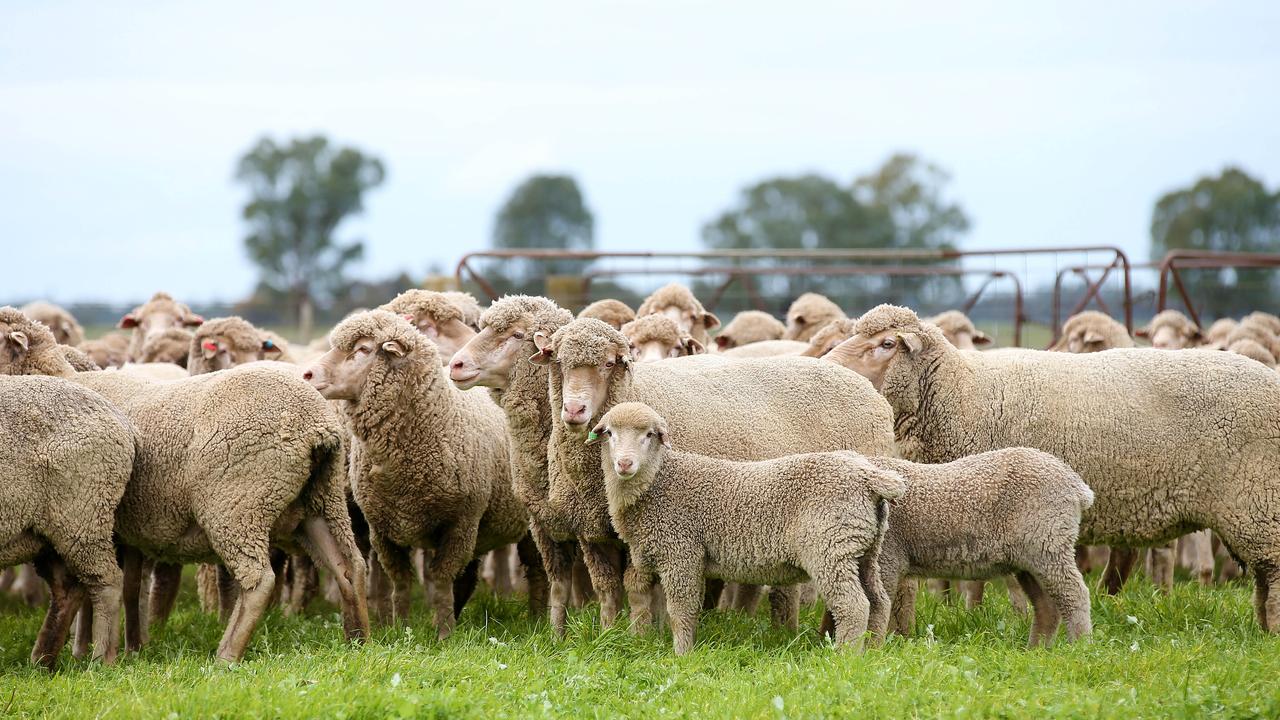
xmin=201 ymin=341 xmax=219 ymax=352
xmin=587 ymin=431 xmax=599 ymax=442
xmin=263 ymin=339 xmax=275 ymax=349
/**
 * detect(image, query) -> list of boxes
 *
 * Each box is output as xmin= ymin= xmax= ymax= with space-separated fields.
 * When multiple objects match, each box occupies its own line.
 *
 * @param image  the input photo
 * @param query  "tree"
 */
xmin=236 ymin=135 xmax=386 ymax=339
xmin=1151 ymin=167 xmax=1280 ymax=319
xmin=491 ymin=174 xmax=595 ymax=293
xmin=701 ymin=154 xmax=969 ymax=312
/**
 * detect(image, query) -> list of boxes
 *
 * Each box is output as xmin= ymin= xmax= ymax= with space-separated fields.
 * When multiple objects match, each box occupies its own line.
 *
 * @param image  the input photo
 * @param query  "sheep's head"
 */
xmin=80 ymin=332 xmax=130 ymax=369
xmin=1137 ymin=310 xmax=1201 ymax=350
xmin=21 ymin=301 xmax=84 ymax=346
xmin=189 ymin=317 xmax=278 ymax=375
xmin=621 ymin=315 xmax=703 ymax=363
xmin=305 ymin=310 xmax=430 ymax=401
xmin=0 ymin=306 xmax=75 ymax=377
xmin=139 ymin=327 xmax=193 ymax=367
xmin=61 ymin=345 xmax=101 ymax=372
xmin=1050 ymin=311 xmax=1133 ymax=353
xmin=1204 ymin=318 xmax=1239 ymax=350
xmin=119 ymin=292 xmax=204 ymax=360
xmin=530 ymin=318 xmax=632 ymax=431
xmin=926 ymin=310 xmax=991 ymax=351
xmin=587 ymin=402 xmax=670 ymax=506
xmin=1228 ymin=338 xmax=1278 ymax=369
xmin=381 ymin=289 xmax=478 ymax=364
xmin=826 ymin=304 xmax=938 ymax=392
xmin=449 ymin=295 xmax=572 ymax=391
xmin=636 ymin=283 xmax=719 ymax=341
xmin=714 ymin=311 xmax=785 ymax=351
xmin=800 ymin=318 xmax=856 ymax=358
xmin=784 ymin=293 xmax=846 ymax=342
xmin=578 ymin=299 xmax=636 ymax=331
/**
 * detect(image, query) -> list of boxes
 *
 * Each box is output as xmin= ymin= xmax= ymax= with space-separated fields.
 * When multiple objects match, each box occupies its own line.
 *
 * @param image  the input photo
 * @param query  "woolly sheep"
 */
xmin=828 ymin=304 xmax=1280 ymax=633
xmin=187 ymin=316 xmax=287 ymax=375
xmin=861 ymin=450 xmax=1093 ymax=647
xmin=0 ymin=312 xmax=370 ymax=661
xmin=79 ymin=331 xmax=130 ymax=369
xmin=1204 ymin=318 xmax=1239 ymax=350
xmin=119 ymin=362 xmax=189 ymax=382
xmin=21 ymin=301 xmax=84 ymax=346
xmin=380 ymin=289 xmax=478 ymax=364
xmin=588 ymin=402 xmax=903 ymax=653
xmin=799 ymin=318 xmax=856 ymax=358
xmin=620 ymin=314 xmax=704 ymax=363
xmin=1228 ymin=338 xmax=1277 ymax=368
xmin=305 ymin=310 xmax=545 ymax=638
xmin=1226 ymin=322 xmax=1280 ymax=362
xmin=721 ymin=339 xmax=809 ymax=358
xmin=443 ymin=291 xmax=484 ymax=330
xmin=925 ymin=310 xmax=991 ymax=350
xmin=60 ymin=345 xmax=101 ymax=372
xmin=0 ymin=373 xmax=132 ymax=669
xmin=635 ymin=283 xmax=720 ymax=346
xmin=713 ymin=311 xmax=785 ymax=351
xmin=1048 ymin=310 xmax=1132 ymax=352
xmin=529 ymin=317 xmax=896 ymax=631
xmin=139 ymin=327 xmax=194 ymax=367
xmin=118 ymin=292 xmax=205 ymax=361
xmin=1137 ymin=310 xmax=1201 ymax=349
xmin=578 ymin=299 xmax=636 ymax=330
xmin=1243 ymin=311 xmax=1280 ymax=337
xmin=783 ymin=292 xmax=846 ymax=342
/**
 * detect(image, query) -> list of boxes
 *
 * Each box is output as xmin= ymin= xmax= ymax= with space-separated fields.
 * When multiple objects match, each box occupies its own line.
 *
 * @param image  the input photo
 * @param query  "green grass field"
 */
xmin=0 ymin=571 xmax=1277 ymax=719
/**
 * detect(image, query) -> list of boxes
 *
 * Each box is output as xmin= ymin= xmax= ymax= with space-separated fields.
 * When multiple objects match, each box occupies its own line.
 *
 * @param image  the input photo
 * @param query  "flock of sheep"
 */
xmin=2 ymin=282 xmax=1279 ymax=669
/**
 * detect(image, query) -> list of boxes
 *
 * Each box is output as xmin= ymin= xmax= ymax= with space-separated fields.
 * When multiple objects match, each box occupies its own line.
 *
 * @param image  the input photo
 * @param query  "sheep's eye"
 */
xmin=646 ymin=431 xmax=656 ymax=438
xmin=355 ymin=346 xmax=371 ymax=356
xmin=512 ymin=331 xmax=525 ymax=340
xmin=880 ymin=339 xmax=896 ymax=349
xmin=604 ymin=361 xmax=615 ymax=369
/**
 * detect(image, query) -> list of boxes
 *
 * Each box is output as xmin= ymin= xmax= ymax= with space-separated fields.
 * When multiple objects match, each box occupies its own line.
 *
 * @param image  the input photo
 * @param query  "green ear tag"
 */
xmin=587 ymin=431 xmax=599 ymax=442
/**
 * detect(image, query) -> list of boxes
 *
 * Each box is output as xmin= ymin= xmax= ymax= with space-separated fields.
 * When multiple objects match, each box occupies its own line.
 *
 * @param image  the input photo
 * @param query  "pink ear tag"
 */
xmin=201 ymin=341 xmax=219 ymax=352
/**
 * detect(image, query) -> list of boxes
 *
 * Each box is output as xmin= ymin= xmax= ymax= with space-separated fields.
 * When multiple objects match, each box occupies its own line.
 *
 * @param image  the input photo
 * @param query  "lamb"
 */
xmin=799 ymin=318 xmax=857 ymax=358
xmin=0 ymin=309 xmax=370 ymax=661
xmin=79 ymin=331 xmax=130 ymax=369
xmin=1048 ymin=310 xmax=1133 ymax=352
xmin=783 ymin=292 xmax=846 ymax=342
xmin=1138 ymin=310 xmax=1201 ymax=349
xmin=588 ymin=402 xmax=903 ymax=654
xmin=712 ymin=311 xmax=785 ymax=351
xmin=0 ymin=373 xmax=132 ymax=669
xmin=721 ymin=339 xmax=809 ymax=358
xmin=620 ymin=314 xmax=704 ymax=363
xmin=861 ymin=450 xmax=1094 ymax=647
xmin=828 ymin=303 xmax=1280 ymax=633
xmin=304 ymin=310 xmax=546 ymax=639
xmin=1204 ymin=318 xmax=1239 ymax=350
xmin=380 ymin=289 xmax=479 ymax=363
xmin=139 ymin=327 xmax=194 ymax=367
xmin=529 ymin=317 xmax=896 ymax=632
xmin=119 ymin=291 xmax=205 ymax=361
xmin=578 ymin=299 xmax=636 ymax=330
xmin=635 ymin=283 xmax=720 ymax=347
xmin=925 ymin=310 xmax=991 ymax=350
xmin=21 ymin=301 xmax=85 ymax=346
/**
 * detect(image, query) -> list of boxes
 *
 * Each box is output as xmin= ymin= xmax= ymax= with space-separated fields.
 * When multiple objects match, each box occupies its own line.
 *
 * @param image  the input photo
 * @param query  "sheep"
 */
xmin=138 ymin=327 xmax=194 ymax=367
xmin=79 ymin=331 xmax=130 ymax=369
xmin=0 ymin=373 xmax=133 ymax=669
xmin=1204 ymin=318 xmax=1239 ymax=350
xmin=860 ymin=450 xmax=1094 ymax=647
xmin=443 ymin=291 xmax=484 ymax=330
xmin=1137 ymin=310 xmax=1201 ymax=350
xmin=1048 ymin=310 xmax=1133 ymax=353
xmin=783 ymin=292 xmax=846 ymax=342
xmin=20 ymin=301 xmax=85 ymax=346
xmin=587 ymin=402 xmax=903 ymax=653
xmin=304 ymin=310 xmax=546 ymax=639
xmin=1227 ymin=322 xmax=1280 ymax=362
xmin=828 ymin=303 xmax=1280 ymax=633
xmin=380 ymin=289 xmax=478 ymax=364
xmin=721 ymin=339 xmax=809 ymax=358
xmin=1229 ymin=338 xmax=1277 ymax=369
xmin=925 ymin=310 xmax=991 ymax=350
xmin=187 ymin=316 xmax=286 ymax=375
xmin=1243 ymin=311 xmax=1280 ymax=337
xmin=60 ymin=345 xmax=101 ymax=372
xmin=635 ymin=283 xmax=720 ymax=347
xmin=529 ymin=317 xmax=896 ymax=632
xmin=118 ymin=291 xmax=205 ymax=361
xmin=799 ymin=318 xmax=857 ymax=358
xmin=578 ymin=299 xmax=636 ymax=330
xmin=712 ymin=311 xmax=785 ymax=351
xmin=620 ymin=314 xmax=704 ymax=363
xmin=0 ymin=310 xmax=370 ymax=661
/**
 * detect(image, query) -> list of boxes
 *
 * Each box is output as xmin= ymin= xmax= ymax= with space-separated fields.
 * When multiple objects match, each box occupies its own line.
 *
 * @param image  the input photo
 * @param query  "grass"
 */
xmin=0 ymin=571 xmax=1277 ymax=719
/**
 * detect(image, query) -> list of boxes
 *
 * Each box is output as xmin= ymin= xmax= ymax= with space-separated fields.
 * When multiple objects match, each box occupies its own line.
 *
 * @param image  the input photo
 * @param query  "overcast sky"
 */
xmin=3 ymin=1 xmax=1278 ymax=304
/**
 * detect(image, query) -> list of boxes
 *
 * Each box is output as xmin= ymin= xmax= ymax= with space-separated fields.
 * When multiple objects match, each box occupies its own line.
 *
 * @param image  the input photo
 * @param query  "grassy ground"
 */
xmin=0 ymin=571 xmax=1277 ymax=719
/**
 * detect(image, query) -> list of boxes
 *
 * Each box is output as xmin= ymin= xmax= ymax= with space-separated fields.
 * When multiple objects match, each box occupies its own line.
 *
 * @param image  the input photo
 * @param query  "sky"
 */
xmin=2 ymin=1 xmax=1279 ymax=305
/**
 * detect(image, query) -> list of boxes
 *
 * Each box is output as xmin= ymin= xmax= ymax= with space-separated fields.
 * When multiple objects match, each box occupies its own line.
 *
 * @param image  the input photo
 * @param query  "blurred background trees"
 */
xmin=487 ymin=174 xmax=595 ymax=296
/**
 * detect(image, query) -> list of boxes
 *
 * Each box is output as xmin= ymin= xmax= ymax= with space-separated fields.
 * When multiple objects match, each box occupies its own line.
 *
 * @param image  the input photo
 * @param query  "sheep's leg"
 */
xmin=659 ymin=561 xmax=704 ymax=655
xmin=961 ymin=580 xmax=985 ymax=609
xmin=370 ymin=535 xmax=416 ymax=625
xmin=1260 ymin=565 xmax=1280 ymax=634
xmin=811 ymin=567 xmax=870 ymax=651
xmin=1150 ymin=541 xmax=1176 ymax=593
xmin=1014 ymin=571 xmax=1057 ymax=648
xmin=768 ymin=586 xmax=800 ymax=632
xmin=1186 ymin=531 xmax=1215 ymax=586
xmin=528 ymin=521 xmax=573 ymax=637
xmin=15 ymin=563 xmax=48 ymax=607
xmin=148 ymin=562 xmax=183 ymax=630
xmin=716 ymin=582 xmax=736 ymax=611
xmin=1102 ymin=547 xmax=1138 ymax=595
xmin=859 ymin=552 xmax=890 ymax=645
xmin=299 ymin=516 xmax=371 ymax=642
xmin=1253 ymin=565 xmax=1271 ymax=632
xmin=453 ymin=559 xmax=481 ymax=620
xmin=702 ymin=579 xmax=725 ymax=611
xmin=367 ymin=551 xmax=391 ymax=622
xmin=571 ymin=554 xmax=595 ymax=608
xmin=72 ymin=601 xmax=93 ymax=659
xmin=1006 ymin=576 xmax=1029 ymax=613
xmin=623 ymin=562 xmax=656 ymax=633
xmin=415 ymin=548 xmax=436 ymax=611
xmin=427 ymin=523 xmax=479 ymax=640
xmin=52 ymin=534 xmax=123 ymax=665
xmin=0 ymin=567 xmax=13 ymax=593
xmin=216 ymin=561 xmax=276 ymax=663
xmin=196 ymin=564 xmax=221 ymax=614
xmin=515 ymin=533 xmax=549 ymax=621
xmin=889 ymin=578 xmax=916 ymax=637
xmin=1037 ymin=558 xmax=1092 ymax=643
xmin=489 ymin=546 xmax=514 ymax=596
xmin=736 ymin=584 xmax=765 ymax=615
xmin=216 ymin=565 xmax=238 ymax=623
xmin=120 ymin=547 xmax=146 ymax=652
xmin=580 ymin=541 xmax=624 ymax=629
xmin=30 ymin=554 xmax=86 ymax=670
xmin=137 ymin=558 xmax=153 ymax=643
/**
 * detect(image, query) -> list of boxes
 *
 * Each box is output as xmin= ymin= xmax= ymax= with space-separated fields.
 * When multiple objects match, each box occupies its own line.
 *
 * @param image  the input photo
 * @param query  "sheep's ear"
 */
xmin=702 ymin=311 xmax=721 ymax=331
xmin=529 ymin=334 xmax=555 ymax=366
xmin=119 ymin=313 xmax=139 ymax=329
xmin=972 ymin=331 xmax=992 ymax=346
xmin=656 ymin=424 xmax=672 ymax=449
xmin=1134 ymin=326 xmax=1150 ymax=339
xmin=584 ymin=425 xmax=607 ymax=446
xmin=714 ymin=335 xmax=731 ymax=350
xmin=793 ymin=315 xmax=806 ymax=326
xmin=1083 ymin=330 xmax=1104 ymax=344
xmin=684 ymin=337 xmax=706 ymax=356
xmin=1190 ymin=330 xmax=1204 ymax=343
xmin=184 ymin=314 xmax=205 ymax=328
xmin=532 ymin=331 xmax=552 ymax=351
xmin=201 ymin=340 xmax=220 ymax=360
xmin=381 ymin=339 xmax=407 ymax=358
xmin=898 ymin=332 xmax=922 ymax=354
xmin=5 ymin=331 xmax=29 ymax=353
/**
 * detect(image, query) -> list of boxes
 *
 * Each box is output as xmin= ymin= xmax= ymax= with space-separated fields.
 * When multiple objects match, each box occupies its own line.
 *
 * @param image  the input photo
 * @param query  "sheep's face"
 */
xmin=305 ymin=337 xmax=392 ymax=400
xmin=630 ymin=338 xmax=681 ymax=363
xmin=401 ymin=313 xmax=476 ymax=366
xmin=558 ymin=358 xmax=620 ymax=429
xmin=120 ymin=295 xmax=204 ymax=352
xmin=195 ymin=335 xmax=262 ymax=372
xmin=586 ymin=414 xmax=670 ymax=480
xmin=827 ymin=328 xmax=921 ymax=391
xmin=1150 ymin=325 xmax=1195 ymax=350
xmin=0 ymin=325 xmax=31 ymax=375
xmin=1059 ymin=329 xmax=1110 ymax=354
xmin=449 ymin=323 xmax=528 ymax=390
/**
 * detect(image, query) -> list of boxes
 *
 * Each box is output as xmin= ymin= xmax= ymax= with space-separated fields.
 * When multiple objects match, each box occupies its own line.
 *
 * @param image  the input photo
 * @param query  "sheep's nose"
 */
xmin=616 ymin=458 xmax=634 ymax=473
xmin=450 ymin=359 xmax=464 ymax=370
xmin=302 ymin=370 xmax=313 ymax=381
xmin=564 ymin=401 xmax=586 ymax=417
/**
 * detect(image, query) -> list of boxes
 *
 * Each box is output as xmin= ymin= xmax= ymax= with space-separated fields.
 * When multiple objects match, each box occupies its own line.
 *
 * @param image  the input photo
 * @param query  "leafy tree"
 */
xmin=1151 ymin=167 xmax=1280 ymax=319
xmin=236 ymin=135 xmax=386 ymax=338
xmin=491 ymin=174 xmax=595 ymax=293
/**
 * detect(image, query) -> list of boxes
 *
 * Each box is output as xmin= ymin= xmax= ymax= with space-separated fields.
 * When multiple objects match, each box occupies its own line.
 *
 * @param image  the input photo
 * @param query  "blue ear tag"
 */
xmin=264 ymin=339 xmax=275 ymax=349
